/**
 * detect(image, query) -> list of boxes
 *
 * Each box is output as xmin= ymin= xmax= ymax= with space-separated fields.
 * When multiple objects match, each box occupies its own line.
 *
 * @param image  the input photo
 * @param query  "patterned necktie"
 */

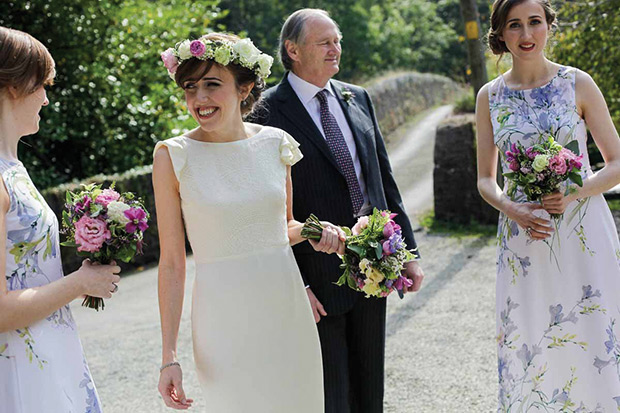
xmin=316 ymin=89 xmax=364 ymax=214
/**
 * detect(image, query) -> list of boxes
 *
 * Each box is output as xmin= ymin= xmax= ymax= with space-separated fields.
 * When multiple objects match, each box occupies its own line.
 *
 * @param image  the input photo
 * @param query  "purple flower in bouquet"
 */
xmin=382 ymin=232 xmax=404 ymax=256
xmin=74 ymin=216 xmax=111 ymax=253
xmin=394 ymin=275 xmax=413 ymax=291
xmin=124 ymin=207 xmax=148 ymax=233
xmin=75 ymin=195 xmax=91 ymax=214
xmin=509 ymin=159 xmax=520 ymax=172
xmin=95 ymin=188 xmax=121 ymax=207
xmin=383 ymin=221 xmax=401 ymax=238
xmin=525 ymin=147 xmax=539 ymax=160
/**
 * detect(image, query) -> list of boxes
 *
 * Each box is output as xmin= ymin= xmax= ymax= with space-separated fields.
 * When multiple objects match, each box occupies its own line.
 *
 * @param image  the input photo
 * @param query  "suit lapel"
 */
xmin=332 ymin=80 xmax=372 ymax=178
xmin=276 ymin=75 xmax=341 ymax=173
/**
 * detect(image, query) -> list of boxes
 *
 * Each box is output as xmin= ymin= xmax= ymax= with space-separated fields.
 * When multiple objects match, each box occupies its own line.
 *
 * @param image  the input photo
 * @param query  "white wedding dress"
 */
xmin=154 ymin=123 xmax=324 ymax=412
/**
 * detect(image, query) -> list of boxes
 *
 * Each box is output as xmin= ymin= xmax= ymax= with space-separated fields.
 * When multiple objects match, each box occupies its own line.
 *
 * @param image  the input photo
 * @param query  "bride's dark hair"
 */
xmin=174 ymin=33 xmax=264 ymax=117
xmin=0 ymin=26 xmax=55 ymax=97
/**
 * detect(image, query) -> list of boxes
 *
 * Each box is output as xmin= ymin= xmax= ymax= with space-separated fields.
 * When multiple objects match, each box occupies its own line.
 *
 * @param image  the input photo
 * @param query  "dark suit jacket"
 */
xmin=250 ymin=74 xmax=419 ymax=315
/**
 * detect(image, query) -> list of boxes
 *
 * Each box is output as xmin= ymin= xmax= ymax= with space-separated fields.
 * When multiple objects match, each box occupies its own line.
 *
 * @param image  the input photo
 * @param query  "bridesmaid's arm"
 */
xmin=152 ymin=147 xmax=192 ymax=409
xmin=543 ymin=71 xmax=620 ymax=214
xmin=0 ymin=180 xmax=121 ymax=333
xmin=475 ymin=83 xmax=552 ymax=240
xmin=285 ymin=166 xmax=345 ymax=254
xmin=573 ymin=71 xmax=620 ymax=197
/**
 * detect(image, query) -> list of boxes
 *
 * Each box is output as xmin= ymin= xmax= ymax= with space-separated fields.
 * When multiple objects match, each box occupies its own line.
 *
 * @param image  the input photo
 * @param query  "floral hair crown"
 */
xmin=161 ymin=36 xmax=274 ymax=81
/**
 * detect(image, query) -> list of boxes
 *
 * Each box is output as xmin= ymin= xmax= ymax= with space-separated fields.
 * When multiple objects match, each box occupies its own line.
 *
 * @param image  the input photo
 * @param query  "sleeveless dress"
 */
xmin=489 ymin=66 xmax=620 ymax=411
xmin=153 ymin=123 xmax=324 ymax=412
xmin=0 ymin=159 xmax=101 ymax=413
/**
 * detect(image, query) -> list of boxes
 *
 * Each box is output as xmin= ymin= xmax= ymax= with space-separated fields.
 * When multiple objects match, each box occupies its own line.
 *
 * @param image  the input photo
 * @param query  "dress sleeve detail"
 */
xmin=153 ymin=138 xmax=186 ymax=181
xmin=279 ymin=132 xmax=303 ymax=166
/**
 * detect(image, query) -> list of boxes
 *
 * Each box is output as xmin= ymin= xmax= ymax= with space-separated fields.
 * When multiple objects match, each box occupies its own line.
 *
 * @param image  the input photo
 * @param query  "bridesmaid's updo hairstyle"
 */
xmin=0 ymin=26 xmax=55 ymax=97
xmin=487 ymin=0 xmax=557 ymax=55
xmin=174 ymin=33 xmax=265 ymax=117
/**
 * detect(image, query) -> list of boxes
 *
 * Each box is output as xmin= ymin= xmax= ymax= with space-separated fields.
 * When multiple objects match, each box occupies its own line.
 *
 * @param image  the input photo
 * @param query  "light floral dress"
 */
xmin=0 ymin=158 xmax=101 ymax=413
xmin=490 ymin=66 xmax=620 ymax=412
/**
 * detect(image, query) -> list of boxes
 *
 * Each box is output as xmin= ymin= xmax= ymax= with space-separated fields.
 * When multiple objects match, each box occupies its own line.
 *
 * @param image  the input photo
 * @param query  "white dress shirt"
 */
xmin=287 ymin=72 xmax=370 ymax=214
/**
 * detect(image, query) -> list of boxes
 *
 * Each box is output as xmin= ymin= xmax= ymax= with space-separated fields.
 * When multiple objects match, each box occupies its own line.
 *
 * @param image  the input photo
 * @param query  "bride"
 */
xmin=153 ymin=33 xmax=344 ymax=412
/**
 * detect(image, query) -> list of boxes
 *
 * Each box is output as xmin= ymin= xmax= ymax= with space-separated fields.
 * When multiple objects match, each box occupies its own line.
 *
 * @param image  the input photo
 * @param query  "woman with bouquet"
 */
xmin=476 ymin=0 xmax=620 ymax=410
xmin=0 ymin=27 xmax=121 ymax=412
xmin=153 ymin=32 xmax=344 ymax=411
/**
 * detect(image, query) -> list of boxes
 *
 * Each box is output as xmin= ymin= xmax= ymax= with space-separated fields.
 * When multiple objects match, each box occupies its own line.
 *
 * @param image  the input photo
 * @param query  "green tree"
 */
xmin=2 ymin=0 xmax=223 ymax=188
xmin=552 ymin=0 xmax=620 ymax=127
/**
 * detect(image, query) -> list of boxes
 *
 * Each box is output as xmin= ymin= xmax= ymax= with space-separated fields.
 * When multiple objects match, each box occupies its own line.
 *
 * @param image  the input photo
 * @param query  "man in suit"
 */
xmin=250 ymin=8 xmax=425 ymax=413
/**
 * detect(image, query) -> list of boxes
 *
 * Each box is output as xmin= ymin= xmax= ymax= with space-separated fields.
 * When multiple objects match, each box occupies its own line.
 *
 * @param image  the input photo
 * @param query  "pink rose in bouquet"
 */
xmin=95 ymin=188 xmax=121 ymax=207
xmin=74 ymin=216 xmax=111 ymax=253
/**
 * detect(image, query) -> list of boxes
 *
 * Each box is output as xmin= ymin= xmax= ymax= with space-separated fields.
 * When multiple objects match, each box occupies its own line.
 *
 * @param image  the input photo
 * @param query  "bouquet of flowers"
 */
xmin=61 ymin=183 xmax=149 ymax=310
xmin=503 ymin=136 xmax=583 ymax=217
xmin=301 ymin=209 xmax=418 ymax=298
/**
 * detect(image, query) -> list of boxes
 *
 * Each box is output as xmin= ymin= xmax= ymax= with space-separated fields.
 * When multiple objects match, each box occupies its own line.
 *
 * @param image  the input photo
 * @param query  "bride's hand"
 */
xmin=505 ymin=201 xmax=553 ymax=240
xmin=158 ymin=363 xmax=193 ymax=410
xmin=309 ymin=221 xmax=346 ymax=255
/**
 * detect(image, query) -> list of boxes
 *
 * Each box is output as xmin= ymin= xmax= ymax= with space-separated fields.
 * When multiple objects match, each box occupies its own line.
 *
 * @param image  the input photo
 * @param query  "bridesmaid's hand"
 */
xmin=158 ymin=364 xmax=193 ymax=410
xmin=505 ymin=202 xmax=553 ymax=240
xmin=541 ymin=191 xmax=574 ymax=215
xmin=309 ymin=221 xmax=346 ymax=255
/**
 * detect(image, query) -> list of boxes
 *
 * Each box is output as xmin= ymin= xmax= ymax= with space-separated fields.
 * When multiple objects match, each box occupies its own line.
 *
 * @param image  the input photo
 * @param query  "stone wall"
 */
xmin=433 ymin=114 xmax=498 ymax=225
xmin=366 ymin=72 xmax=461 ymax=139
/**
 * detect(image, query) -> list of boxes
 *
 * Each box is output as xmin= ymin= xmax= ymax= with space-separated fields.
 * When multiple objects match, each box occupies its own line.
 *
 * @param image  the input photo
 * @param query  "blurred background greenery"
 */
xmin=1 ymin=0 xmax=618 ymax=189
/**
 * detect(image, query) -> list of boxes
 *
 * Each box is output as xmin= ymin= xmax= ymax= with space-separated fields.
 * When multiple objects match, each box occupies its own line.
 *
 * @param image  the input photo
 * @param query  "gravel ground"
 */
xmin=72 ymin=107 xmax=500 ymax=412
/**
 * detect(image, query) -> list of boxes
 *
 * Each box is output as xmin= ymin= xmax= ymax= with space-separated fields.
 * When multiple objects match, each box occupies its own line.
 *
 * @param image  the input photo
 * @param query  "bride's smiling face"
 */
xmin=182 ymin=63 xmax=251 ymax=133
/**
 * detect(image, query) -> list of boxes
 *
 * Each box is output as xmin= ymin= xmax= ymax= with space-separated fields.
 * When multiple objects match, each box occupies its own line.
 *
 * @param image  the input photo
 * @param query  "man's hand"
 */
xmin=306 ymin=287 xmax=327 ymax=323
xmin=403 ymin=261 xmax=424 ymax=293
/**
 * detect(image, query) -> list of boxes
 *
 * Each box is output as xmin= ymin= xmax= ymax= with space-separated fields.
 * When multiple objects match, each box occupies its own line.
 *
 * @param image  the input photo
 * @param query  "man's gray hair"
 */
xmin=278 ymin=8 xmax=339 ymax=71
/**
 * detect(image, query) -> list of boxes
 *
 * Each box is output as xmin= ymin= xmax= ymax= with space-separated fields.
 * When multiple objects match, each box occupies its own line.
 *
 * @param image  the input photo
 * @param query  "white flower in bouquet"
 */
xmin=532 ymin=154 xmax=550 ymax=172
xmin=107 ymin=201 xmax=131 ymax=225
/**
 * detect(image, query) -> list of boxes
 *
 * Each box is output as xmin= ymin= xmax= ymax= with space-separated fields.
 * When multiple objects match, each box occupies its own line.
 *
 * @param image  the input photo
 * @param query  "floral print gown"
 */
xmin=490 ymin=66 xmax=620 ymax=412
xmin=0 ymin=159 xmax=101 ymax=413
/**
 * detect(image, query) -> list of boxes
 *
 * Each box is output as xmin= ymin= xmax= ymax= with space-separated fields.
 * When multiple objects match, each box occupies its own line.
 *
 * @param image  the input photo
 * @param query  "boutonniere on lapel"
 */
xmin=341 ymin=87 xmax=355 ymax=105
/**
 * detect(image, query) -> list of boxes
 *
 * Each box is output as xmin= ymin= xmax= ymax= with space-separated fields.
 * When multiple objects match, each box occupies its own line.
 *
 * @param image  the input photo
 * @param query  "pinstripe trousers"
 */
xmin=316 ymin=296 xmax=387 ymax=413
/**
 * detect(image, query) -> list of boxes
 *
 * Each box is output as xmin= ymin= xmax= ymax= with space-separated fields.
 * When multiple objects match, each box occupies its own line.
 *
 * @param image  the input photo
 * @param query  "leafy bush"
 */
xmin=552 ymin=0 xmax=620 ymax=128
xmin=2 ymin=0 xmax=223 ymax=189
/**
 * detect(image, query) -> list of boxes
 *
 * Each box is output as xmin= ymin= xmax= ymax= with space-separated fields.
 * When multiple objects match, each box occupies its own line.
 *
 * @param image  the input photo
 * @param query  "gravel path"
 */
xmin=72 ymin=108 xmax=499 ymax=412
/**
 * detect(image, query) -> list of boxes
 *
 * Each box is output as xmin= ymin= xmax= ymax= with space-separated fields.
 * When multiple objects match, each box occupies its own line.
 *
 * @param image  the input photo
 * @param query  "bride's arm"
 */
xmin=152 ymin=147 xmax=192 ymax=409
xmin=284 ymin=166 xmax=344 ymax=253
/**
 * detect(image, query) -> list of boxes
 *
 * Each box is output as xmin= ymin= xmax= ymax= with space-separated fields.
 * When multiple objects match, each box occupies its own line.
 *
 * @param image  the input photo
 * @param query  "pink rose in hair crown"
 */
xmin=161 ymin=48 xmax=179 ymax=74
xmin=95 ymin=188 xmax=121 ymax=207
xmin=190 ymin=40 xmax=206 ymax=57
xmin=74 ymin=216 xmax=111 ymax=253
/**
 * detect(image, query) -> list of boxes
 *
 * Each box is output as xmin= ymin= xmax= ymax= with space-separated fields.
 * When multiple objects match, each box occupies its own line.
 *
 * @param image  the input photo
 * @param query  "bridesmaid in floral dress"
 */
xmin=476 ymin=0 xmax=620 ymax=411
xmin=0 ymin=27 xmax=121 ymax=412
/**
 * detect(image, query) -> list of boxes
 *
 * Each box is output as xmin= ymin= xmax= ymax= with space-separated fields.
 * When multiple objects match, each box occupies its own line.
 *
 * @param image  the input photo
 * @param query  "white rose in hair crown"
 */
xmin=160 ymin=35 xmax=274 ymax=80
